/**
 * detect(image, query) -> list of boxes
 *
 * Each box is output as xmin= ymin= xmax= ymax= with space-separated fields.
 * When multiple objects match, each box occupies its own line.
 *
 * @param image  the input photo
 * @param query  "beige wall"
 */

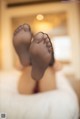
xmin=1 ymin=0 xmax=14 ymax=70
xmin=78 ymin=3 xmax=80 ymax=44
xmin=0 ymin=2 xmax=2 ymax=69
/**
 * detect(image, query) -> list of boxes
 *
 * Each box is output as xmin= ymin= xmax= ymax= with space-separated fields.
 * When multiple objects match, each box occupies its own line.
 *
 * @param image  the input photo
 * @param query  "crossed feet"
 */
xmin=13 ymin=24 xmax=55 ymax=80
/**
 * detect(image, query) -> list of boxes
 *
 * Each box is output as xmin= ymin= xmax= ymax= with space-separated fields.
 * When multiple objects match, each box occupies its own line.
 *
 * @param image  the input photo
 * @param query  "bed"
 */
xmin=0 ymin=70 xmax=79 ymax=119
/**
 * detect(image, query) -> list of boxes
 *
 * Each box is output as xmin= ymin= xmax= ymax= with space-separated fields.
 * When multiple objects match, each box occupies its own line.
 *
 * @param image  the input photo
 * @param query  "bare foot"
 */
xmin=13 ymin=24 xmax=32 ymax=66
xmin=29 ymin=32 xmax=54 ymax=80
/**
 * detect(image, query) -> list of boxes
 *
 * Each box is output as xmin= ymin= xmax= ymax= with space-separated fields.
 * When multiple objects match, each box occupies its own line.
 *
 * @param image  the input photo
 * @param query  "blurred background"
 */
xmin=0 ymin=0 xmax=80 ymax=79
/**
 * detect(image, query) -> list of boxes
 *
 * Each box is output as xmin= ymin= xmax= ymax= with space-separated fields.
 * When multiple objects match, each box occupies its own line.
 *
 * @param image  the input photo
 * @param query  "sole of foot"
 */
xmin=29 ymin=32 xmax=54 ymax=80
xmin=13 ymin=24 xmax=32 ymax=66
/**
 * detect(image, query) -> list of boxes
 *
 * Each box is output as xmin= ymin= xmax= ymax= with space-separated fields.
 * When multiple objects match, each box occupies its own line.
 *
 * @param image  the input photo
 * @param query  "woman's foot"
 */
xmin=29 ymin=32 xmax=54 ymax=80
xmin=13 ymin=24 xmax=32 ymax=66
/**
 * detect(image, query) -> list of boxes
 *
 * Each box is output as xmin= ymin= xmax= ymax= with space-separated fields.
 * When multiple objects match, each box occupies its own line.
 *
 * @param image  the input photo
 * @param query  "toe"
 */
xmin=43 ymin=34 xmax=49 ymax=43
xmin=45 ymin=38 xmax=50 ymax=43
xmin=43 ymin=34 xmax=48 ymax=39
xmin=14 ymin=24 xmax=31 ymax=35
xmin=18 ymin=25 xmax=23 ymax=31
xmin=46 ymin=42 xmax=51 ymax=47
xmin=14 ymin=25 xmax=22 ymax=35
xmin=23 ymin=24 xmax=30 ymax=31
xmin=34 ymin=32 xmax=44 ymax=43
xmin=48 ymin=47 xmax=53 ymax=53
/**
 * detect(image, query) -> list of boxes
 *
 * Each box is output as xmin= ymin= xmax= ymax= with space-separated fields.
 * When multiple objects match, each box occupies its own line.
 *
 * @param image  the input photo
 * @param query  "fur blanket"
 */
xmin=0 ymin=70 xmax=79 ymax=119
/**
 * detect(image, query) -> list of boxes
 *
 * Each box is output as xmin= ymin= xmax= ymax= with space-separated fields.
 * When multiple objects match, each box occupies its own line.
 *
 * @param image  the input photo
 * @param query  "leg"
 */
xmin=38 ymin=61 xmax=62 ymax=92
xmin=38 ymin=67 xmax=56 ymax=92
xmin=18 ymin=66 xmax=36 ymax=94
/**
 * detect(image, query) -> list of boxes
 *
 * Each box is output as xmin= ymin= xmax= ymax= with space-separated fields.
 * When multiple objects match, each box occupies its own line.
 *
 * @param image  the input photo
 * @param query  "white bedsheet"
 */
xmin=0 ymin=70 xmax=79 ymax=119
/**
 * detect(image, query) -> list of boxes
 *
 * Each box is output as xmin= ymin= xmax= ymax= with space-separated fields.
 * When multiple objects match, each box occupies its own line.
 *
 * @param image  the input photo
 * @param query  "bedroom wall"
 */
xmin=0 ymin=3 xmax=1 ymax=67
xmin=1 ymin=0 xmax=13 ymax=70
xmin=78 ymin=3 xmax=80 ymax=54
xmin=69 ymin=3 xmax=80 ymax=79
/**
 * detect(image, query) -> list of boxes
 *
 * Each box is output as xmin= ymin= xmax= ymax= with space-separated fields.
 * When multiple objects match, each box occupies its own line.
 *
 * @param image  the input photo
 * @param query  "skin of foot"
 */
xmin=13 ymin=24 xmax=32 ymax=66
xmin=29 ymin=32 xmax=54 ymax=80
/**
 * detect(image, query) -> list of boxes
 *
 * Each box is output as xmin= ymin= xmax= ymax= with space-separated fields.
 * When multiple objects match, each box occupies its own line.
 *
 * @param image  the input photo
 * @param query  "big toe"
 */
xmin=23 ymin=24 xmax=31 ymax=31
xmin=34 ymin=32 xmax=44 ymax=43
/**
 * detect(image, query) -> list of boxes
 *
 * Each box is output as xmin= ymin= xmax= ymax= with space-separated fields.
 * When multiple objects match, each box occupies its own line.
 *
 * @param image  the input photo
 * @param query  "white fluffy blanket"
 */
xmin=0 ymin=70 xmax=79 ymax=119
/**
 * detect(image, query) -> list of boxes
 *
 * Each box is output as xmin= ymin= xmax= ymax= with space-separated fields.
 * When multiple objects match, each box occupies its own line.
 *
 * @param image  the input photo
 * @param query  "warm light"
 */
xmin=33 ymin=22 xmax=52 ymax=32
xmin=36 ymin=14 xmax=44 ymax=21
